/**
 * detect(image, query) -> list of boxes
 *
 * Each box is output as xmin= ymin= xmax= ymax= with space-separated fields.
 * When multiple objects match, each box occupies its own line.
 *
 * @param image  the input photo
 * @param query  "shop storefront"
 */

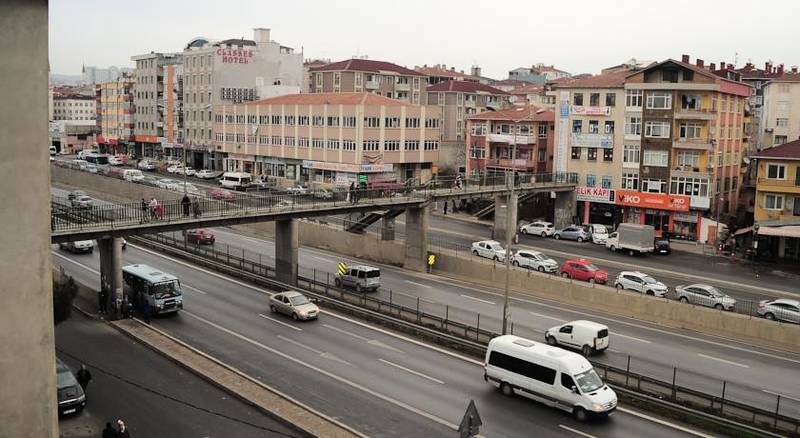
xmin=576 ymin=187 xmax=618 ymax=226
xmin=614 ymin=190 xmax=691 ymax=238
xmin=302 ymin=161 xmax=395 ymax=188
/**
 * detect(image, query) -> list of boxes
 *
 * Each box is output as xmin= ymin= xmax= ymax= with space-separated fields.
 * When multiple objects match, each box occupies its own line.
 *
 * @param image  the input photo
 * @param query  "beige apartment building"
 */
xmin=131 ymin=51 xmax=182 ymax=157
xmin=213 ymin=92 xmax=441 ymax=187
xmin=309 ymin=58 xmax=427 ymax=105
xmin=760 ymin=74 xmax=800 ymax=149
xmin=95 ymin=74 xmax=135 ymax=155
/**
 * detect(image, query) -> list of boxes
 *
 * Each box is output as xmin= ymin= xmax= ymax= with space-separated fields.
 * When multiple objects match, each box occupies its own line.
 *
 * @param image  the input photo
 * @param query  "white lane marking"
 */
xmin=53 ymin=252 xmax=101 ymax=275
xmin=394 ymin=290 xmax=438 ymax=304
xmin=183 ymin=285 xmax=208 ymax=295
xmin=459 ymin=294 xmax=496 ymax=305
xmin=257 ymin=313 xmax=303 ymax=332
xmin=697 ymin=353 xmax=749 ymax=369
xmin=763 ymin=390 xmax=800 ymax=403
xmin=529 ymin=311 xmax=567 ymax=322
xmin=558 ymin=424 xmax=597 ymax=438
xmin=277 ymin=335 xmax=352 ymax=366
xmin=617 ymin=407 xmax=715 ymax=438
xmin=613 ymin=333 xmax=652 ymax=344
xmin=405 ymin=280 xmax=432 ymax=289
xmin=322 ymin=324 xmax=405 ymax=353
xmin=377 ymin=359 xmax=445 ymax=385
xmin=183 ymin=311 xmax=459 ymax=430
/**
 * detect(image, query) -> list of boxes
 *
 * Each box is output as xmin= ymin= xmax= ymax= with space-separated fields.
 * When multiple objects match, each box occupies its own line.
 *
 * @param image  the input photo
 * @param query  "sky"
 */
xmin=50 ymin=0 xmax=798 ymax=79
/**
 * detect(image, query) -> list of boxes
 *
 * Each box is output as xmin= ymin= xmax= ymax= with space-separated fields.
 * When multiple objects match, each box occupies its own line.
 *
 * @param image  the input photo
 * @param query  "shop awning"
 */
xmin=758 ymin=226 xmax=800 ymax=238
xmin=733 ymin=226 xmax=753 ymax=236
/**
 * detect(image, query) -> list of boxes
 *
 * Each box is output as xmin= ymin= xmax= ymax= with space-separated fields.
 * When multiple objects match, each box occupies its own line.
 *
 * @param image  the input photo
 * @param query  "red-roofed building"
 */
xmin=308 ymin=58 xmax=427 ymax=104
xmin=425 ymin=80 xmax=511 ymax=173
xmin=465 ymin=106 xmax=555 ymax=175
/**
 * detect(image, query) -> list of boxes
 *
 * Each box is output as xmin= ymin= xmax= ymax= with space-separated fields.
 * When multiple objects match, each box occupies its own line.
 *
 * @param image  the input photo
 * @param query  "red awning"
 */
xmin=96 ymin=135 xmax=106 ymax=144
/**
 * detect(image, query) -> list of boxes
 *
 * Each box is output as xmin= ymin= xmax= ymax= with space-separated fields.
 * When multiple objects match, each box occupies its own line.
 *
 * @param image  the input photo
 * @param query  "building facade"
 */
xmin=181 ymin=29 xmax=303 ymax=170
xmin=465 ymin=105 xmax=555 ymax=176
xmin=82 ymin=65 xmax=133 ymax=86
xmin=309 ymin=58 xmax=427 ymax=105
xmin=414 ymin=64 xmax=483 ymax=85
xmin=213 ymin=92 xmax=441 ymax=188
xmin=760 ymin=74 xmax=800 ymax=150
xmin=131 ymin=51 xmax=183 ymax=158
xmin=752 ymin=140 xmax=800 ymax=260
xmin=95 ymin=74 xmax=135 ymax=155
xmin=51 ymin=94 xmax=96 ymax=122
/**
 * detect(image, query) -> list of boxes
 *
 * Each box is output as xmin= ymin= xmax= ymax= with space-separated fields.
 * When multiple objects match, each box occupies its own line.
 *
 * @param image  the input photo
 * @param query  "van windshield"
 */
xmin=574 ymin=369 xmax=603 ymax=393
xmin=365 ymin=270 xmax=380 ymax=278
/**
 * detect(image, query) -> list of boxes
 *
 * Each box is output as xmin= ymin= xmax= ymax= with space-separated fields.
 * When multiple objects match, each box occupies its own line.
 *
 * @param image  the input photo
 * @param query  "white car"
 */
xmin=471 ymin=240 xmax=507 ymax=261
xmin=286 ymin=185 xmax=309 ymax=195
xmin=166 ymin=164 xmax=182 ymax=174
xmin=166 ymin=182 xmax=202 ymax=195
xmin=85 ymin=164 xmax=99 ymax=174
xmin=512 ymin=250 xmax=558 ymax=273
xmin=156 ymin=178 xmax=179 ymax=189
xmin=676 ymin=284 xmax=736 ymax=310
xmin=195 ymin=169 xmax=217 ymax=179
xmin=520 ymin=221 xmax=555 ymax=237
xmin=614 ymin=271 xmax=668 ymax=297
xmin=181 ymin=167 xmax=196 ymax=176
xmin=585 ymin=224 xmax=609 ymax=245
xmin=758 ymin=299 xmax=800 ymax=323
xmin=137 ymin=160 xmax=157 ymax=171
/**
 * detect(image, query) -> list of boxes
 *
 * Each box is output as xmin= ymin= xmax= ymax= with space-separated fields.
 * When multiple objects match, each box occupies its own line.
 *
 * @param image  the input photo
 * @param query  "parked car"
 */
xmin=181 ymin=167 xmax=196 ymax=176
xmin=313 ymin=188 xmax=335 ymax=200
xmin=56 ymin=358 xmax=86 ymax=416
xmin=758 ymin=299 xmax=800 ymax=323
xmin=654 ymin=238 xmax=671 ymax=255
xmin=165 ymin=182 xmax=202 ymax=196
xmin=334 ymin=265 xmax=381 ymax=292
xmin=210 ymin=188 xmax=236 ymax=200
xmin=166 ymin=164 xmax=182 ymax=174
xmin=58 ymin=240 xmax=94 ymax=254
xmin=676 ymin=284 xmax=736 ymax=310
xmin=471 ymin=240 xmax=507 ymax=261
xmin=286 ymin=185 xmax=309 ymax=195
xmin=107 ymin=156 xmax=123 ymax=166
xmin=554 ymin=226 xmax=590 ymax=243
xmin=614 ymin=271 xmax=668 ymax=297
xmin=545 ymin=320 xmax=610 ymax=357
xmin=512 ymin=250 xmax=558 ymax=273
xmin=137 ymin=160 xmax=157 ymax=171
xmin=85 ymin=164 xmax=99 ymax=174
xmin=155 ymin=178 xmax=179 ymax=189
xmin=122 ymin=169 xmax=145 ymax=182
xmin=269 ymin=291 xmax=319 ymax=321
xmin=186 ymin=228 xmax=215 ymax=245
xmin=195 ymin=169 xmax=219 ymax=179
xmin=519 ymin=221 xmax=555 ymax=237
xmin=560 ymin=259 xmax=607 ymax=284
xmin=70 ymin=195 xmax=94 ymax=209
xmin=584 ymin=224 xmax=609 ymax=245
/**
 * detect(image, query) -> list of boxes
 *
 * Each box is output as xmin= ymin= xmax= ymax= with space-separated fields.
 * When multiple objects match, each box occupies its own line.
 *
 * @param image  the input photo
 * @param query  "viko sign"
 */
xmin=216 ymin=48 xmax=254 ymax=64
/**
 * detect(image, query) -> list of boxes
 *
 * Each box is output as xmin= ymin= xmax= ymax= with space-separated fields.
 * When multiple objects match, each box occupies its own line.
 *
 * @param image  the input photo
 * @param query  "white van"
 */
xmin=219 ymin=172 xmax=252 ymax=190
xmin=584 ymin=224 xmax=609 ymax=245
xmin=49 ymin=145 xmax=57 ymax=156
xmin=545 ymin=320 xmax=609 ymax=356
xmin=122 ymin=169 xmax=145 ymax=182
xmin=484 ymin=335 xmax=617 ymax=421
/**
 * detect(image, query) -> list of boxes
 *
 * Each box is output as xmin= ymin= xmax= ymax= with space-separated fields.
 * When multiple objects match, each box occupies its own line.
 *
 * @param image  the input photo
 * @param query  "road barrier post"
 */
xmin=720 ymin=381 xmax=726 ymax=413
xmin=671 ymin=367 xmax=677 ymax=400
xmin=416 ymin=297 xmax=420 ymax=322
xmin=775 ymin=395 xmax=782 ymax=430
xmin=326 ymin=273 xmax=329 ymax=295
xmin=389 ymin=290 xmax=393 ymax=308
xmin=476 ymin=314 xmax=480 ymax=341
xmin=625 ymin=355 xmax=631 ymax=386
xmin=226 ymin=244 xmax=230 ymax=264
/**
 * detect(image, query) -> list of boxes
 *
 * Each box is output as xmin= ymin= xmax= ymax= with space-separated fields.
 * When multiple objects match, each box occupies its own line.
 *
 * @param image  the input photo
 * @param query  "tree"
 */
xmin=53 ymin=276 xmax=78 ymax=325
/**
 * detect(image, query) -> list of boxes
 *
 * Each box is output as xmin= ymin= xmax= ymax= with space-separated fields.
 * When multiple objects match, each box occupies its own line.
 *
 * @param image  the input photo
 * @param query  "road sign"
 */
xmin=428 ymin=254 xmax=436 ymax=266
xmin=337 ymin=262 xmax=347 ymax=276
xmin=358 ymin=174 xmax=368 ymax=184
xmin=458 ymin=400 xmax=482 ymax=438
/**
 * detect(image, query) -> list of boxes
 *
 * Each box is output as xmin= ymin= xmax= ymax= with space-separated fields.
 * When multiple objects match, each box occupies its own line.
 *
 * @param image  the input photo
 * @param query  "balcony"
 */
xmin=486 ymin=158 xmax=537 ymax=169
xmin=365 ymin=80 xmax=379 ymax=90
xmin=675 ymin=107 xmax=715 ymax=120
xmin=394 ymin=82 xmax=410 ymax=92
xmin=671 ymin=165 xmax=711 ymax=179
xmin=757 ymin=178 xmax=800 ymax=193
xmin=672 ymin=137 xmax=713 ymax=151
xmin=486 ymin=133 xmax=535 ymax=144
xmin=464 ymin=99 xmax=477 ymax=108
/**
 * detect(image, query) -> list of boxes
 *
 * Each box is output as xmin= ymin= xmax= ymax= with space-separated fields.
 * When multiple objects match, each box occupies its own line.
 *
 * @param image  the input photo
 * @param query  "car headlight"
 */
xmin=593 ymin=403 xmax=605 ymax=412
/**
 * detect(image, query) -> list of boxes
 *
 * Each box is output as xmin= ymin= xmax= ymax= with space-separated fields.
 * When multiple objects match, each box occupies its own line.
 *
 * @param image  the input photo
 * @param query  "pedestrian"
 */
xmin=455 ymin=175 xmax=463 ymax=190
xmin=192 ymin=196 xmax=201 ymax=218
xmin=121 ymin=297 xmax=131 ymax=319
xmin=98 ymin=289 xmax=108 ymax=314
xmin=181 ymin=194 xmax=191 ymax=217
xmin=117 ymin=420 xmax=131 ymax=438
xmin=76 ymin=364 xmax=92 ymax=391
xmin=452 ymin=199 xmax=457 ymax=213
xmin=102 ymin=422 xmax=117 ymax=438
xmin=140 ymin=198 xmax=148 ymax=223
xmin=149 ymin=197 xmax=158 ymax=220
xmin=154 ymin=202 xmax=164 ymax=220
xmin=443 ymin=200 xmax=448 ymax=215
xmin=142 ymin=300 xmax=152 ymax=325
xmin=348 ymin=182 xmax=355 ymax=204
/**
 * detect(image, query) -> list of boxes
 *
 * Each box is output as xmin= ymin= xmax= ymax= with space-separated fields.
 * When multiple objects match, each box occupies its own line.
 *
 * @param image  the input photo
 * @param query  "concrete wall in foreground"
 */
xmin=431 ymin=251 xmax=800 ymax=353
xmin=0 ymin=1 xmax=58 ymax=436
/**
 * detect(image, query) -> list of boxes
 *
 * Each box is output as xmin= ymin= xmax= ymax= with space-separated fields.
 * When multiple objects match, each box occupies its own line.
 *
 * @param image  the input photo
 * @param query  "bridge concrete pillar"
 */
xmin=553 ymin=191 xmax=577 ymax=229
xmin=380 ymin=216 xmax=396 ymax=241
xmin=404 ymin=206 xmax=429 ymax=272
xmin=494 ymin=193 xmax=518 ymax=243
xmin=98 ymin=237 xmax=124 ymax=318
xmin=275 ymin=219 xmax=299 ymax=286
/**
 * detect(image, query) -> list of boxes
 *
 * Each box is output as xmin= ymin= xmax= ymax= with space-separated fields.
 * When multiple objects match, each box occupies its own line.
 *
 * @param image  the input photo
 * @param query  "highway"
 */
xmin=52 ymin=244 xmax=713 ymax=438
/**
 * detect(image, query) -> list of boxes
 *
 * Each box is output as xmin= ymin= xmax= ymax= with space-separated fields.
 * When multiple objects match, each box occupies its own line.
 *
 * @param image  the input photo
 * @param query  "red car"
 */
xmin=186 ymin=229 xmax=215 ymax=244
xmin=210 ymin=188 xmax=235 ymax=200
xmin=560 ymin=259 xmax=608 ymax=284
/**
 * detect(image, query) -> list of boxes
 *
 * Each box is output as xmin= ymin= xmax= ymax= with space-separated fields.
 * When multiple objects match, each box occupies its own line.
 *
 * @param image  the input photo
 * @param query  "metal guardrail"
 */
xmin=133 ymin=232 xmax=798 ymax=436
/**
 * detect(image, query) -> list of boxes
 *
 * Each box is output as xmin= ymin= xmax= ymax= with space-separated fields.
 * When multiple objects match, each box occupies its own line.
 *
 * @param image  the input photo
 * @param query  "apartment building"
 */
xmin=465 ymin=105 xmax=555 ymax=176
xmin=622 ymin=56 xmax=751 ymax=239
xmin=551 ymin=68 xmax=632 ymax=226
xmin=95 ymin=74 xmax=135 ymax=155
xmin=130 ymin=51 xmax=183 ymax=158
xmin=303 ymin=59 xmax=330 ymax=93
xmin=414 ymin=64 xmax=484 ymax=85
xmin=752 ymin=140 xmax=800 ymax=260
xmin=760 ymin=72 xmax=800 ymax=150
xmin=508 ymin=84 xmax=556 ymax=108
xmin=182 ymin=29 xmax=303 ymax=170
xmin=52 ymin=94 xmax=96 ymax=122
xmin=508 ymin=64 xmax=571 ymax=85
xmin=426 ymin=80 xmax=510 ymax=173
xmin=213 ymin=92 xmax=441 ymax=187
xmin=309 ymin=58 xmax=427 ymax=104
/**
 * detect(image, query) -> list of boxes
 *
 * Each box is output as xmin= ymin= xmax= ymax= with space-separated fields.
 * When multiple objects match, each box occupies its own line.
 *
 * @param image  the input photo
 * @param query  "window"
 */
xmin=645 ymin=121 xmax=670 ymax=138
xmin=538 ymin=149 xmax=546 ymax=162
xmin=362 ymin=140 xmax=380 ymax=151
xmin=538 ymin=124 xmax=547 ymax=138
xmin=626 ymin=90 xmax=643 ymax=108
xmin=406 ymin=117 xmax=420 ymax=128
xmin=622 ymin=144 xmax=640 ymax=167
xmin=587 ymin=148 xmax=598 ymax=161
xmin=312 ymin=138 xmax=324 ymax=148
xmin=404 ymin=140 xmax=419 ymax=151
xmin=590 ymin=93 xmax=600 ymax=106
xmin=384 ymin=140 xmax=400 ymax=151
xmin=343 ymin=116 xmax=357 ymax=127
xmin=775 ymin=135 xmax=788 ymax=145
xmin=424 ymin=140 xmax=439 ymax=150
xmin=676 ymin=150 xmax=700 ymax=168
xmin=364 ymin=117 xmax=380 ymax=128
xmin=312 ymin=116 xmax=324 ymax=126
xmin=767 ymin=164 xmax=786 ymax=179
xmin=601 ymin=176 xmax=612 ymax=189
xmin=470 ymin=146 xmax=486 ymax=159
xmin=471 ymin=123 xmax=487 ymax=136
xmin=643 ymin=149 xmax=669 ymax=166
xmin=327 ymin=139 xmax=340 ymax=149
xmin=573 ymin=93 xmax=584 ymax=106
xmin=764 ymin=194 xmax=784 ymax=210
xmin=643 ymin=178 xmax=666 ymax=193
xmin=670 ymin=177 xmax=709 ymax=196
xmin=571 ymin=147 xmax=581 ymax=159
xmin=586 ymin=174 xmax=596 ymax=187
xmin=625 ymin=117 xmax=642 ymax=136
xmin=271 ymin=135 xmax=282 ymax=145
xmin=646 ymin=92 xmax=672 ymax=109
xmin=572 ymin=120 xmax=582 ymax=133
xmin=622 ymin=173 xmax=639 ymax=190
xmin=588 ymin=120 xmax=599 ymax=134
xmin=385 ymin=117 xmax=400 ymax=128
xmin=299 ymin=137 xmax=310 ymax=147
xmin=487 ymin=351 xmax=556 ymax=385
xmin=603 ymin=148 xmax=613 ymax=161
xmin=605 ymin=121 xmax=615 ymax=134
xmin=605 ymin=93 xmax=616 ymax=107
xmin=679 ymin=123 xmax=702 ymax=139
xmin=425 ymin=118 xmax=440 ymax=129
xmin=342 ymin=140 xmax=356 ymax=151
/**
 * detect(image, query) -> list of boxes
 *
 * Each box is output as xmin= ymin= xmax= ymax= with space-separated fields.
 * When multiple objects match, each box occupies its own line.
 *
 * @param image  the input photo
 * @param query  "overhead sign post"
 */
xmin=458 ymin=400 xmax=482 ymax=438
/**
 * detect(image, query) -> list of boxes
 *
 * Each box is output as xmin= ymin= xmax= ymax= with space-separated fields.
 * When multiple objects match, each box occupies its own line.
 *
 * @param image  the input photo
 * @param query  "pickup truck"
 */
xmin=605 ymin=223 xmax=655 ymax=256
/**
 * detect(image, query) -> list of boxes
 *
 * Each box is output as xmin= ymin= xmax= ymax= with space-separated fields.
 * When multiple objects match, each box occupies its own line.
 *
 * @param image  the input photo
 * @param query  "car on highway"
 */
xmin=186 ymin=228 xmax=215 ymax=245
xmin=519 ymin=221 xmax=555 ymax=237
xmin=654 ymin=237 xmax=671 ymax=255
xmin=335 ymin=265 xmax=381 ymax=292
xmin=137 ymin=160 xmax=157 ymax=171
xmin=269 ymin=291 xmax=319 ymax=321
xmin=107 ymin=155 xmax=123 ymax=166
xmin=313 ymin=188 xmax=335 ymax=200
xmin=545 ymin=320 xmax=610 ymax=357
xmin=70 ymin=195 xmax=94 ymax=209
xmin=472 ymin=240 xmax=507 ymax=261
xmin=58 ymin=240 xmax=94 ymax=254
xmin=286 ymin=185 xmax=309 ymax=195
xmin=757 ymin=299 xmax=800 ymax=323
xmin=560 ymin=259 xmax=607 ymax=284
xmin=675 ymin=284 xmax=736 ymax=310
xmin=210 ymin=188 xmax=235 ymax=200
xmin=67 ymin=190 xmax=86 ymax=201
xmin=512 ymin=250 xmax=558 ymax=273
xmin=165 ymin=182 xmax=202 ymax=196
xmin=56 ymin=358 xmax=86 ymax=416
xmin=554 ymin=225 xmax=590 ymax=243
xmin=195 ymin=169 xmax=219 ymax=179
xmin=584 ymin=224 xmax=609 ymax=245
xmin=180 ymin=167 xmax=197 ymax=176
xmin=155 ymin=178 xmax=179 ymax=189
xmin=614 ymin=271 xmax=668 ymax=297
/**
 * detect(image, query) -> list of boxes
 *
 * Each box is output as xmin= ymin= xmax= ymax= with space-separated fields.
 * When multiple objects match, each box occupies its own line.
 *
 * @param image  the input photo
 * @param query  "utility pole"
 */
xmin=501 ymin=119 xmax=520 ymax=335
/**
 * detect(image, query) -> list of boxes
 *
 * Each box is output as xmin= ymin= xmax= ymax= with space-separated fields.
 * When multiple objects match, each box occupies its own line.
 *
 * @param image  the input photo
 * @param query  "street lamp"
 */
xmin=501 ymin=118 xmax=522 ymax=335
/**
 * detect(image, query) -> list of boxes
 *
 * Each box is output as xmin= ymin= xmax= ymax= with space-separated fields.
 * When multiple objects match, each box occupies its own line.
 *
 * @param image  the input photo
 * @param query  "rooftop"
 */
xmin=752 ymin=140 xmax=800 ymax=160
xmin=467 ymin=105 xmax=554 ymax=122
xmin=215 ymin=38 xmax=257 ymax=47
xmin=491 ymin=79 xmax=530 ymax=88
xmin=552 ymin=69 xmax=632 ymax=88
xmin=426 ymin=80 xmax=508 ymax=94
xmin=309 ymin=58 xmax=423 ymax=76
xmin=509 ymin=84 xmax=544 ymax=94
xmin=246 ymin=92 xmax=417 ymax=107
xmin=414 ymin=65 xmax=480 ymax=81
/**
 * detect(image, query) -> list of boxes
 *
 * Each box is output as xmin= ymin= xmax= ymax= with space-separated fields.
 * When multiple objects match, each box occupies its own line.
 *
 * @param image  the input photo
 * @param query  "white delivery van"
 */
xmin=122 ymin=169 xmax=145 ymax=182
xmin=219 ymin=172 xmax=252 ymax=190
xmin=606 ymin=223 xmax=655 ymax=256
xmin=545 ymin=320 xmax=609 ymax=356
xmin=484 ymin=335 xmax=617 ymax=421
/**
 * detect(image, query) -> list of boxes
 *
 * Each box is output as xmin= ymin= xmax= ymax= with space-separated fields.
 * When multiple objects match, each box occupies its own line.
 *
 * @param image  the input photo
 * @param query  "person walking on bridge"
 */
xmin=192 ymin=196 xmax=201 ymax=218
xmin=181 ymin=194 xmax=191 ymax=217
xmin=140 ymin=198 xmax=148 ymax=223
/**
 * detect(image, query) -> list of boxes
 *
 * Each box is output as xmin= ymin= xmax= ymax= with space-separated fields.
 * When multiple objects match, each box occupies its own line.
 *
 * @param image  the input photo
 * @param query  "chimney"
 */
xmin=727 ymin=63 xmax=734 ymax=70
xmin=720 ymin=60 xmax=726 ymax=70
xmin=450 ymin=67 xmax=455 ymax=71
xmin=766 ymin=61 xmax=772 ymax=73
xmin=696 ymin=59 xmax=704 ymax=68
xmin=681 ymin=54 xmax=690 ymax=63
xmin=471 ymin=65 xmax=482 ymax=77
xmin=778 ymin=64 xmax=785 ymax=75
xmin=792 ymin=66 xmax=798 ymax=74
xmin=710 ymin=62 xmax=716 ymax=71
xmin=253 ymin=28 xmax=271 ymax=44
